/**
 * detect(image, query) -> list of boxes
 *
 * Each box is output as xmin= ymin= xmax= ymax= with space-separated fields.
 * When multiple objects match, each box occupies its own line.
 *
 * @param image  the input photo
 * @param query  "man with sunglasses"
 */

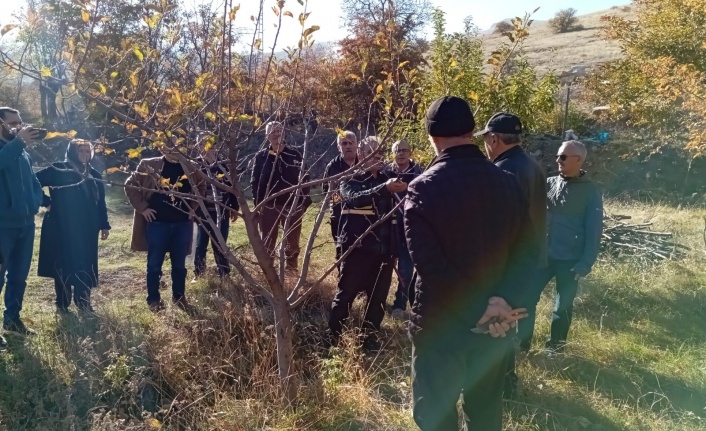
xmin=323 ymin=131 xmax=358 ymax=262
xmin=534 ymin=140 xmax=603 ymax=353
xmin=385 ymin=139 xmax=423 ymax=319
xmin=476 ymin=112 xmax=547 ymax=398
xmin=0 ymin=107 xmax=46 ymax=346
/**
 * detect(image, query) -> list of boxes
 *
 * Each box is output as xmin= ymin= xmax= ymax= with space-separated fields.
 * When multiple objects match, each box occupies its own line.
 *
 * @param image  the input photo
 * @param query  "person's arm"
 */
xmin=403 ymin=185 xmax=466 ymax=299
xmin=340 ymin=176 xmax=390 ymax=208
xmin=35 ymin=165 xmax=57 ymax=187
xmin=250 ymin=151 xmax=263 ymax=205
xmin=125 ymin=160 xmax=150 ymax=213
xmin=322 ymin=161 xmax=332 ymax=194
xmin=94 ymin=171 xmax=111 ymax=230
xmin=0 ymin=137 xmax=25 ymax=171
xmin=573 ymin=186 xmax=604 ymax=277
xmin=34 ymin=165 xmax=55 ymax=208
xmin=219 ymin=163 xmax=240 ymax=212
xmin=493 ymin=204 xmax=536 ymax=309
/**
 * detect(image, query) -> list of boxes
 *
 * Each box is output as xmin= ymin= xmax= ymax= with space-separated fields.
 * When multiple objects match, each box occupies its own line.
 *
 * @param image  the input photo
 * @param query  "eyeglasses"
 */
xmin=556 ymin=154 xmax=580 ymax=161
xmin=395 ymin=149 xmax=411 ymax=154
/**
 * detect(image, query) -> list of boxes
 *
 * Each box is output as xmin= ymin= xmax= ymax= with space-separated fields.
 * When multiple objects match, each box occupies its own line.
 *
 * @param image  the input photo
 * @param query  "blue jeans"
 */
xmin=392 ymin=237 xmax=414 ymax=311
xmin=194 ymin=210 xmax=230 ymax=277
xmin=0 ymin=224 xmax=35 ymax=325
xmin=522 ymin=259 xmax=580 ymax=348
xmin=145 ymin=221 xmax=192 ymax=304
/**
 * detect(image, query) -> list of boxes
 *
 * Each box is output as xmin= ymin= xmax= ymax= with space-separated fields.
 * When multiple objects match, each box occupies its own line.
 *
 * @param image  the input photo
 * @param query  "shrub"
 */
xmin=548 ymin=8 xmax=581 ymax=33
xmin=493 ymin=21 xmax=514 ymax=34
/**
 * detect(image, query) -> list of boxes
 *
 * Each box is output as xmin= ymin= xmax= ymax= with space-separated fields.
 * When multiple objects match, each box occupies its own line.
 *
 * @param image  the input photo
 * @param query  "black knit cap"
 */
xmin=425 ymin=96 xmax=476 ymax=137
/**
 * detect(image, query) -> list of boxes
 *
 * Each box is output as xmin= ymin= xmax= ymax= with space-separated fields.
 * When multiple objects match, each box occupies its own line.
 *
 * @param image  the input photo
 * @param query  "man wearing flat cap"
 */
xmin=477 ymin=112 xmax=547 ymax=398
xmin=404 ymin=97 xmax=533 ymax=430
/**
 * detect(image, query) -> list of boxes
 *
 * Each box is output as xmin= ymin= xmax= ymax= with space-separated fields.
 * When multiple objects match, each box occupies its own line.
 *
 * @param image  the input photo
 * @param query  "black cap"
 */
xmin=425 ymin=96 xmax=476 ymax=138
xmin=474 ymin=112 xmax=522 ymax=136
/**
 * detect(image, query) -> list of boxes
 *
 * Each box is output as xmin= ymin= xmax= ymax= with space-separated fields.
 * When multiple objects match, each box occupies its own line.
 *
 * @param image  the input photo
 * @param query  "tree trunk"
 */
xmin=47 ymin=81 xmax=61 ymax=120
xmin=272 ymin=290 xmax=296 ymax=402
xmin=39 ymin=84 xmax=48 ymax=120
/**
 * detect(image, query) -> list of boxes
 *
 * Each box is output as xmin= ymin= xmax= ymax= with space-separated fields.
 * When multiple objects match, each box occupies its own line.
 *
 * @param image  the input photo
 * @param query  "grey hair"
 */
xmin=392 ymin=139 xmax=411 ymax=152
xmin=359 ymin=135 xmax=380 ymax=149
xmin=561 ymin=140 xmax=587 ymax=161
xmin=265 ymin=121 xmax=284 ymax=134
xmin=495 ymin=133 xmax=521 ymax=145
xmin=337 ymin=130 xmax=357 ymax=145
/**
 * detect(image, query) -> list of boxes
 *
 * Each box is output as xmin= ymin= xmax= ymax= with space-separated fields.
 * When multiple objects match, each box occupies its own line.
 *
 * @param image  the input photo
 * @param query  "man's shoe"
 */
xmin=544 ymin=340 xmax=566 ymax=355
xmin=391 ymin=308 xmax=406 ymax=321
xmin=0 ymin=334 xmax=7 ymax=350
xmin=173 ymin=296 xmax=191 ymax=311
xmin=3 ymin=319 xmax=36 ymax=337
xmin=148 ymin=301 xmax=165 ymax=312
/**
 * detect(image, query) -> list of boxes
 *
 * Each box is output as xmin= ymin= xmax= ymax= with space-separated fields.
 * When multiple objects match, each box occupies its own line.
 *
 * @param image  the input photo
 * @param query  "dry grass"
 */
xmin=481 ymin=6 xmax=636 ymax=74
xmin=1 ymin=187 xmax=705 ymax=430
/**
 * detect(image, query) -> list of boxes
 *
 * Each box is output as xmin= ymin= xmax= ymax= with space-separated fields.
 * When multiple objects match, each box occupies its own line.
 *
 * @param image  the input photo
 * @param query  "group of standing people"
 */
xmin=320 ymin=97 xmax=603 ymax=431
xmin=0 ymin=107 xmax=112 ymax=350
xmin=0 ymin=99 xmax=603 ymax=430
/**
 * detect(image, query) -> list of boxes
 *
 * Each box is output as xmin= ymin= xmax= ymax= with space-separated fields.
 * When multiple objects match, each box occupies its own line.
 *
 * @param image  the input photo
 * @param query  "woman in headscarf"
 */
xmin=36 ymin=139 xmax=111 ymax=313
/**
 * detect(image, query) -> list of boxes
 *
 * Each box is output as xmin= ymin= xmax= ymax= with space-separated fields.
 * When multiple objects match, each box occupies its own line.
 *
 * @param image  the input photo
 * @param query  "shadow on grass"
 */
xmin=0 ymin=331 xmax=77 ymax=430
xmin=579 ymin=262 xmax=706 ymax=346
xmin=528 ymin=351 xmax=706 ymax=429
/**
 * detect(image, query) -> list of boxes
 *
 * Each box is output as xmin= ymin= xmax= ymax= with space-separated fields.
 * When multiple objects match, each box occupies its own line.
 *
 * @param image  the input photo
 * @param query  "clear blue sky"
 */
xmin=2 ymin=0 xmax=629 ymax=50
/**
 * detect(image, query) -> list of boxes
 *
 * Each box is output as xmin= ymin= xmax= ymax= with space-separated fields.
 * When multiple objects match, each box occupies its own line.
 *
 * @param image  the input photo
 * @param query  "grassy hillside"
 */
xmin=482 ymin=6 xmax=636 ymax=74
xmin=0 ymin=186 xmax=705 ymax=430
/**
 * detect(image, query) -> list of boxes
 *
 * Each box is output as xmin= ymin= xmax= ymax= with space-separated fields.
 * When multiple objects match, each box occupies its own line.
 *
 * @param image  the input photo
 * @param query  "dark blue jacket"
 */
xmin=0 ymin=137 xmax=44 ymax=227
xmin=493 ymin=145 xmax=547 ymax=267
xmin=546 ymin=172 xmax=603 ymax=276
xmin=404 ymin=145 xmax=534 ymax=333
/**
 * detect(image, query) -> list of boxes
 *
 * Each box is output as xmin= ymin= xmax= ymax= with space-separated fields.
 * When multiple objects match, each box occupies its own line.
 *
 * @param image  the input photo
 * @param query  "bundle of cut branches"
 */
xmin=601 ymin=214 xmax=687 ymax=262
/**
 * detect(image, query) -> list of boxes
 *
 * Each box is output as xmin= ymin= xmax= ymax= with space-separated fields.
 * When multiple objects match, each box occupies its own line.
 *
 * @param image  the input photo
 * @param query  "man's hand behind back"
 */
xmin=476 ymin=296 xmax=528 ymax=338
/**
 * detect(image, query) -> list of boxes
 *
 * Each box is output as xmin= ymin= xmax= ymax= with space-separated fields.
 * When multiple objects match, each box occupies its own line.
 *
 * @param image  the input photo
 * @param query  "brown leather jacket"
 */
xmin=124 ymin=156 xmax=206 ymax=252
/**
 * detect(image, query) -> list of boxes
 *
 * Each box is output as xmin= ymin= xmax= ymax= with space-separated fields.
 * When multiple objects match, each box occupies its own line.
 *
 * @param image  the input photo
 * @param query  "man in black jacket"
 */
xmin=328 ymin=136 xmax=407 ymax=352
xmin=476 ymin=112 xmax=547 ymax=397
xmin=322 ymin=130 xmax=358 ymax=261
xmin=385 ymin=139 xmax=423 ymax=318
xmin=250 ymin=122 xmax=310 ymax=271
xmin=194 ymin=140 xmax=239 ymax=279
xmin=405 ymin=97 xmax=531 ymax=431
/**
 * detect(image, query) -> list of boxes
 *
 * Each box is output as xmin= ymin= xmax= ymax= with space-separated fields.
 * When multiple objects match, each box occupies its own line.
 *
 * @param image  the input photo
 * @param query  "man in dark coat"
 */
xmin=250 ymin=122 xmax=311 ymax=271
xmin=0 ymin=107 xmax=45 ymax=343
xmin=328 ymin=136 xmax=407 ymax=352
xmin=385 ymin=139 xmax=423 ymax=318
xmin=193 ymin=140 xmax=239 ymax=279
xmin=476 ymin=112 xmax=547 ymax=397
xmin=36 ymin=140 xmax=111 ymax=313
xmin=322 ymin=130 xmax=358 ymax=262
xmin=404 ymin=96 xmax=532 ymax=431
